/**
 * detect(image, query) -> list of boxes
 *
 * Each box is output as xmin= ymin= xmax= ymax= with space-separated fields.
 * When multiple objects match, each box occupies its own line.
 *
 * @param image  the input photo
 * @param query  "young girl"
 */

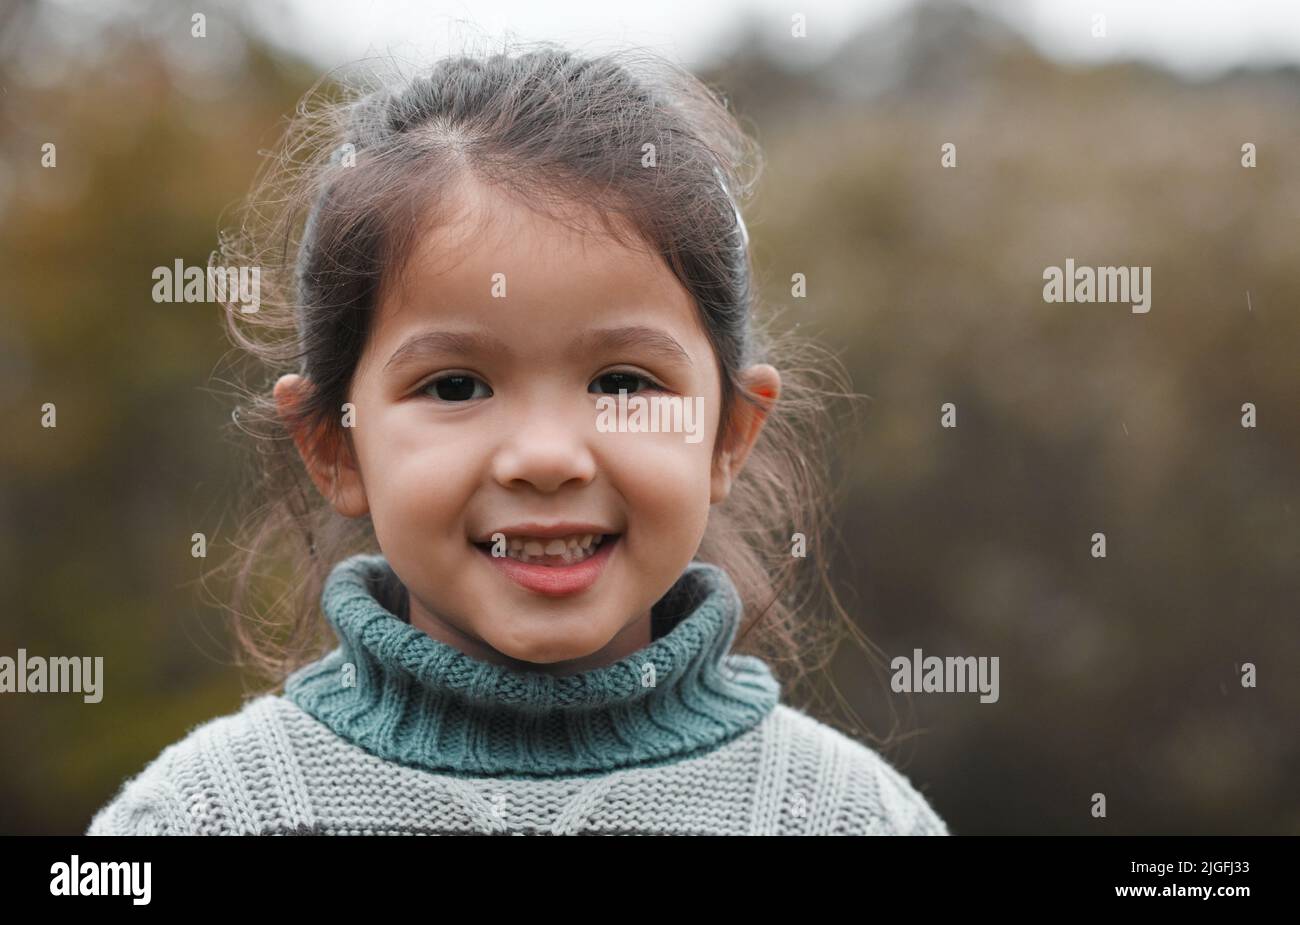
xmin=88 ymin=43 xmax=947 ymax=836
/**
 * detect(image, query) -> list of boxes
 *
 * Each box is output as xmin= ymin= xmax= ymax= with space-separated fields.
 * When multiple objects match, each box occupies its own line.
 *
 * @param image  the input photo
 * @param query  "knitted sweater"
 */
xmin=86 ymin=554 xmax=948 ymax=835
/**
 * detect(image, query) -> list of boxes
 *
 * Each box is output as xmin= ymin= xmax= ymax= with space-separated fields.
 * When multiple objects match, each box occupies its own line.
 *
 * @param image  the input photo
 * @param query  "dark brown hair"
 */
xmin=210 ymin=39 xmax=901 ymax=747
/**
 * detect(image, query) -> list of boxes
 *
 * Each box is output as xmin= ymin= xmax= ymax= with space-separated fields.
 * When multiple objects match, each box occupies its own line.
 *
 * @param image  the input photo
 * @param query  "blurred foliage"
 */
xmin=0 ymin=0 xmax=1296 ymax=834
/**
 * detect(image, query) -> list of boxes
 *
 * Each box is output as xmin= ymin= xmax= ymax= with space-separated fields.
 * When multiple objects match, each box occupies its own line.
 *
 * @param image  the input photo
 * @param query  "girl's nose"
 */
xmin=489 ymin=412 xmax=598 ymax=493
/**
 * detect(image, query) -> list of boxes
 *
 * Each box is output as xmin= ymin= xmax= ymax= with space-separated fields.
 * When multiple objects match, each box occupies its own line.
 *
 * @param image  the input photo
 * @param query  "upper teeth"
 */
xmin=487 ymin=533 xmax=605 ymax=564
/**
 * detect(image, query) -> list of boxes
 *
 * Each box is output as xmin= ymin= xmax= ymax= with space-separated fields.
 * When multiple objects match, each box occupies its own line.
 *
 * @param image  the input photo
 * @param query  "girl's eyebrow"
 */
xmin=383 ymin=325 xmax=693 ymax=374
xmin=576 ymin=326 xmax=693 ymax=367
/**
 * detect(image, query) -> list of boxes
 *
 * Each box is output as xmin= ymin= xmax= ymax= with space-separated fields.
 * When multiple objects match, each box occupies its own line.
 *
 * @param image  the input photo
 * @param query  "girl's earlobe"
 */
xmin=324 ymin=458 xmax=370 ymax=518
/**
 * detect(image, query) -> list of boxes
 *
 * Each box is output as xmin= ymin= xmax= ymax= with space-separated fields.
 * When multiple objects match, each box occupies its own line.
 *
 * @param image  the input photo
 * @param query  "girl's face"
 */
xmin=277 ymin=178 xmax=778 ymax=674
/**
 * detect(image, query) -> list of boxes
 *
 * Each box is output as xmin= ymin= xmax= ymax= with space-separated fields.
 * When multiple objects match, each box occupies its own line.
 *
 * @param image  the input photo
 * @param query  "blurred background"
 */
xmin=1 ymin=0 xmax=1297 ymax=835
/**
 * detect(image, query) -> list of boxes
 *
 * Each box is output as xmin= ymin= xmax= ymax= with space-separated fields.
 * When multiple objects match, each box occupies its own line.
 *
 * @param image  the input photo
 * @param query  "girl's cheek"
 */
xmin=603 ymin=432 xmax=715 ymax=501
xmin=363 ymin=411 xmax=483 ymax=503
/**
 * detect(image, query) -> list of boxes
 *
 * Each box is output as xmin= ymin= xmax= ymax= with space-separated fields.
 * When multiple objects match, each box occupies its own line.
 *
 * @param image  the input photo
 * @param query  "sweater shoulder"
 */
xmin=85 ymin=694 xmax=287 ymax=836
xmin=767 ymin=703 xmax=949 ymax=835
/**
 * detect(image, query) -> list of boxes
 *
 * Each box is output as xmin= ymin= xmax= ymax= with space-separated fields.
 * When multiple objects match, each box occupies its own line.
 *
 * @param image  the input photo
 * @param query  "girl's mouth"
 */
xmin=472 ymin=534 xmax=620 ymax=597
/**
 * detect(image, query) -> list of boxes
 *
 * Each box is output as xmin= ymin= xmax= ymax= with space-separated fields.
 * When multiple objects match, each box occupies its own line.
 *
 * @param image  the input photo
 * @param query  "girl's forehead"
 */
xmin=376 ymin=181 xmax=699 ymax=338
xmin=404 ymin=178 xmax=656 ymax=281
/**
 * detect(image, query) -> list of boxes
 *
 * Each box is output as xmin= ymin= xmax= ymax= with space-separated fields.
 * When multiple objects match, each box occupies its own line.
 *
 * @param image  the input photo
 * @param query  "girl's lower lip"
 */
xmin=477 ymin=536 xmax=618 ymax=597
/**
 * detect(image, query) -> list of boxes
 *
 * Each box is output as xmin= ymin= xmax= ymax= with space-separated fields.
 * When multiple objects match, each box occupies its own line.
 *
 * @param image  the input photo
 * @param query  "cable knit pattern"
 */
xmin=86 ymin=554 xmax=948 ymax=835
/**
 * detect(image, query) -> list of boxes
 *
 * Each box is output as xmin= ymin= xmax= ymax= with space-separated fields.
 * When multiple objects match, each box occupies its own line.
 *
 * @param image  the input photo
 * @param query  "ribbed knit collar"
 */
xmin=282 ymin=553 xmax=780 ymax=779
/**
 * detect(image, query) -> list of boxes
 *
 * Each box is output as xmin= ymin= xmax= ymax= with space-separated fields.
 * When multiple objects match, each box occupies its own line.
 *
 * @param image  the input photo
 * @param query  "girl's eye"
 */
xmin=422 ymin=374 xmax=492 ymax=402
xmin=589 ymin=370 xmax=662 ymax=395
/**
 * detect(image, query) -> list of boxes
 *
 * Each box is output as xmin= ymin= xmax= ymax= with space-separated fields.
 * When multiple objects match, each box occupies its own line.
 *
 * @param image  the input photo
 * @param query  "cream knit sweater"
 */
xmin=86 ymin=555 xmax=948 ymax=835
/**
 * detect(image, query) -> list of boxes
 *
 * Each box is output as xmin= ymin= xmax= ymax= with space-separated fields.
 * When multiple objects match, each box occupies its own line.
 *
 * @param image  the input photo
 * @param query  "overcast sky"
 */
xmin=236 ymin=0 xmax=1300 ymax=77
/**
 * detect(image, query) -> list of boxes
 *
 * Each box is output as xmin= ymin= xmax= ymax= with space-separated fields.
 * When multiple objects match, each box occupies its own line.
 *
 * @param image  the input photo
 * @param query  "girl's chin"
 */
xmin=484 ymin=633 xmax=621 ymax=672
xmin=468 ymin=600 xmax=639 ymax=670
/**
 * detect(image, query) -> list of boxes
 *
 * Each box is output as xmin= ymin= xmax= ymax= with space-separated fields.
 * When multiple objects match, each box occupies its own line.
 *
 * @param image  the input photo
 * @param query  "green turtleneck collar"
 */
xmin=282 ymin=554 xmax=781 ymax=779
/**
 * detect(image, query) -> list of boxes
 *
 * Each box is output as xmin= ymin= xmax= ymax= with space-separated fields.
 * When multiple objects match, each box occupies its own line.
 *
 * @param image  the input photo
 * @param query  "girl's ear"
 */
xmin=710 ymin=364 xmax=780 ymax=504
xmin=272 ymin=374 xmax=369 ymax=518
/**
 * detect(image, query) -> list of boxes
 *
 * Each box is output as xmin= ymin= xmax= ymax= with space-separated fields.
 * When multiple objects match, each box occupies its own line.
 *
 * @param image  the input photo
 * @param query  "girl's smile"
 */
xmin=474 ymin=529 xmax=621 ymax=597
